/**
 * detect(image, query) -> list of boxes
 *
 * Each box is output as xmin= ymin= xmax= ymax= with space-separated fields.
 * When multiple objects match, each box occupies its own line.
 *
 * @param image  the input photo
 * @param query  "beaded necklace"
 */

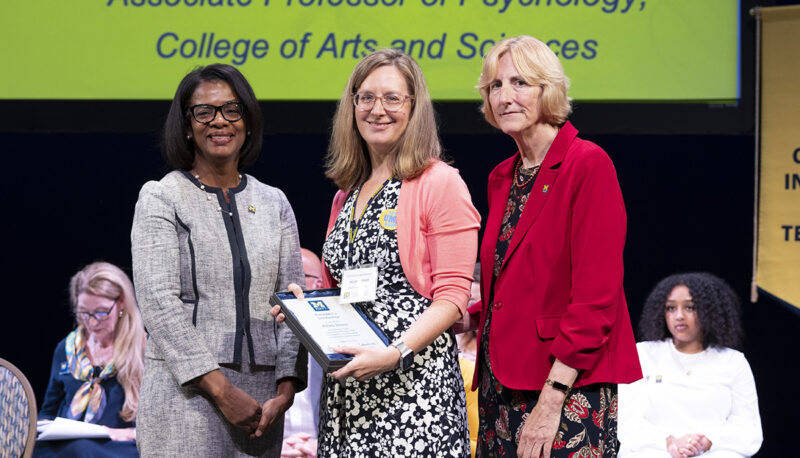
xmin=513 ymin=158 xmax=542 ymax=189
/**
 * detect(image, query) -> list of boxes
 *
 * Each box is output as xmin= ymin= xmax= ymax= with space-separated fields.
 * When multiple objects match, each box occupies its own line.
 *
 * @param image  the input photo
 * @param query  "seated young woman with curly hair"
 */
xmin=618 ymin=272 xmax=763 ymax=458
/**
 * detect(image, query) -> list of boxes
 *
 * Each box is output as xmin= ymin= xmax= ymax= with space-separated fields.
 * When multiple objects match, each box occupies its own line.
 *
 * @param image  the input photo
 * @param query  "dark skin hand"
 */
xmin=196 ymin=369 xmax=262 ymax=435
xmin=253 ymin=379 xmax=296 ymax=438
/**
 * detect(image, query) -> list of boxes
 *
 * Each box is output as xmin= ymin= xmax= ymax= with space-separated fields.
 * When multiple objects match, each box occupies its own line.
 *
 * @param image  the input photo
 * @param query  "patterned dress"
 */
xmin=477 ymin=159 xmax=620 ymax=458
xmin=320 ymin=178 xmax=470 ymax=457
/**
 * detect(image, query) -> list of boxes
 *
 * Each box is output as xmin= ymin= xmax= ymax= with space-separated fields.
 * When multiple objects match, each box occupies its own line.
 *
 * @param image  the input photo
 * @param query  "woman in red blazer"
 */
xmin=461 ymin=35 xmax=642 ymax=458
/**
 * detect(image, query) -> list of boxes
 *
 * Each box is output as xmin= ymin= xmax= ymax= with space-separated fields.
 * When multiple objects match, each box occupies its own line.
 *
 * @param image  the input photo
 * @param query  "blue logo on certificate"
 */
xmin=308 ymin=300 xmax=329 ymax=312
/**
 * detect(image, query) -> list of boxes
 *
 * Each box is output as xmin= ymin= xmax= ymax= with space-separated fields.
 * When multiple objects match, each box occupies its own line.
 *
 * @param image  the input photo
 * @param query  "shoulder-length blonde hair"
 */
xmin=325 ymin=49 xmax=442 ymax=191
xmin=69 ymin=262 xmax=145 ymax=423
xmin=477 ymin=35 xmax=572 ymax=128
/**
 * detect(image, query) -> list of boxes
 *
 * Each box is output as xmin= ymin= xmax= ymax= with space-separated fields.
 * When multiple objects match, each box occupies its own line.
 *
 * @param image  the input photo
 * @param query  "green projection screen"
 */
xmin=2 ymin=0 xmax=739 ymax=101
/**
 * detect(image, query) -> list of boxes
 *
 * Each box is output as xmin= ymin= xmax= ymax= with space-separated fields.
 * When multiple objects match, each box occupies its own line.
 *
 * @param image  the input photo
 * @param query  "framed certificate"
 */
xmin=270 ymin=288 xmax=389 ymax=372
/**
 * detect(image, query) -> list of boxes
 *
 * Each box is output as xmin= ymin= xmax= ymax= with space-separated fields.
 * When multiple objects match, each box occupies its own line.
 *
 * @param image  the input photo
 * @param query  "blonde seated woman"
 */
xmin=35 ymin=262 xmax=146 ymax=457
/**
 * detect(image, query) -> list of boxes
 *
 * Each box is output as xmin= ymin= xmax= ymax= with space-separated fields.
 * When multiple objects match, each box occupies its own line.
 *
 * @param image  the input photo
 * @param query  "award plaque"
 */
xmin=270 ymin=288 xmax=389 ymax=372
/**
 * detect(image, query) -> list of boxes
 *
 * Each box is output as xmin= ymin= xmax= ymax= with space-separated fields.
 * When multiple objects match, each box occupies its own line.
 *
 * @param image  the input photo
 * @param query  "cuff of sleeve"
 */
xmin=550 ymin=336 xmax=601 ymax=372
xmin=702 ymin=431 xmax=720 ymax=452
xmin=177 ymin=361 xmax=221 ymax=387
xmin=467 ymin=300 xmax=483 ymax=316
xmin=276 ymin=369 xmax=307 ymax=392
xmin=433 ymin=290 xmax=470 ymax=316
xmin=277 ymin=376 xmax=305 ymax=391
xmin=275 ymin=349 xmax=308 ymax=393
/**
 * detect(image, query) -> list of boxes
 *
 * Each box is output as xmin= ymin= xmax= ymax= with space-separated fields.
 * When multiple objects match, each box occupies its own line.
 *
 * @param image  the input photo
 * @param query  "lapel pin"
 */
xmin=542 ymin=185 xmax=550 ymax=193
xmin=379 ymin=208 xmax=398 ymax=230
xmin=248 ymin=205 xmax=256 ymax=214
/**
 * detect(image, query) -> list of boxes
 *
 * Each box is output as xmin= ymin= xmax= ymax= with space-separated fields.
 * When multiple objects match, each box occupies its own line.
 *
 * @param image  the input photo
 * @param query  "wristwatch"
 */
xmin=544 ymin=377 xmax=572 ymax=394
xmin=391 ymin=340 xmax=415 ymax=371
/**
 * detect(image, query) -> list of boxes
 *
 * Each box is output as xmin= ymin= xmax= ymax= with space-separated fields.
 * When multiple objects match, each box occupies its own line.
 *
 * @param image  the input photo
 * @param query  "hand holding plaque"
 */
xmin=271 ymin=288 xmax=388 ymax=372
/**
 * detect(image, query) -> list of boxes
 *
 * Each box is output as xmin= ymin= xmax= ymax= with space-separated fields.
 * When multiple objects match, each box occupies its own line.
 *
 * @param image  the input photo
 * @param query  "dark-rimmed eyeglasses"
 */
xmin=77 ymin=299 xmax=118 ymax=322
xmin=187 ymin=101 xmax=244 ymax=124
xmin=353 ymin=93 xmax=414 ymax=112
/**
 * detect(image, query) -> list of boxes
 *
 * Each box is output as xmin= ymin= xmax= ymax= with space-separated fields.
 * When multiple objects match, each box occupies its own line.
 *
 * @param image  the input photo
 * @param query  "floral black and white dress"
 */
xmin=320 ymin=178 xmax=470 ymax=457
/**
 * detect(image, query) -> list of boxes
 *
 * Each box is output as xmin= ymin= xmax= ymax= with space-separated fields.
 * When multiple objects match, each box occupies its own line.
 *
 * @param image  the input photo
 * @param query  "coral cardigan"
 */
xmin=322 ymin=161 xmax=480 ymax=315
xmin=469 ymin=122 xmax=642 ymax=391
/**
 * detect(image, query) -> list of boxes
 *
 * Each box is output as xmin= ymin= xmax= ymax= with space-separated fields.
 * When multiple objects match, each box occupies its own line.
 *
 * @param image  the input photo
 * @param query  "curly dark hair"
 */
xmin=638 ymin=272 xmax=744 ymax=351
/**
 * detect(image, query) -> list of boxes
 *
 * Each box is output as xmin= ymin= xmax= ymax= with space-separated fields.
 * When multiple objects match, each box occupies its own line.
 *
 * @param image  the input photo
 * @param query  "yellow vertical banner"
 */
xmin=757 ymin=6 xmax=800 ymax=310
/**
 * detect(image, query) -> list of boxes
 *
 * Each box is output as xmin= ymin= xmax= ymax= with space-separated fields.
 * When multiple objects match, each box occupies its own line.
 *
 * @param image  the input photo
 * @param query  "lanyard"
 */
xmin=345 ymin=177 xmax=392 ymax=269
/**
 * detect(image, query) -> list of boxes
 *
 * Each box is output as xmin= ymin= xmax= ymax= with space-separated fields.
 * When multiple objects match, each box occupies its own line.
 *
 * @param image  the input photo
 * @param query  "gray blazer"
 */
xmin=131 ymin=171 xmax=306 ymax=387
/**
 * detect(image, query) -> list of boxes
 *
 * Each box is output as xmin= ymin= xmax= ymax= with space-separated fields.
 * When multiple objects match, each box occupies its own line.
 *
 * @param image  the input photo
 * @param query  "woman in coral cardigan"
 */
xmin=275 ymin=49 xmax=480 ymax=457
xmin=457 ymin=36 xmax=642 ymax=458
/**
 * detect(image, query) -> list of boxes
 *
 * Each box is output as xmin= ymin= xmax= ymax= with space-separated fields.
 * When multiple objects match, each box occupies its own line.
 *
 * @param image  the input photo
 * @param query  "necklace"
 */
xmin=191 ymin=170 xmax=242 ymax=190
xmin=670 ymin=341 xmax=707 ymax=376
xmin=190 ymin=170 xmax=243 ymax=216
xmin=513 ymin=159 xmax=542 ymax=189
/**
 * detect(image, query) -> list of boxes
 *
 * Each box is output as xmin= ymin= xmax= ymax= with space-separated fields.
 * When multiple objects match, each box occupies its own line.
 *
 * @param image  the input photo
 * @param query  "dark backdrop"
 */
xmin=2 ymin=127 xmax=796 ymax=456
xmin=2 ymin=1 xmax=798 ymax=456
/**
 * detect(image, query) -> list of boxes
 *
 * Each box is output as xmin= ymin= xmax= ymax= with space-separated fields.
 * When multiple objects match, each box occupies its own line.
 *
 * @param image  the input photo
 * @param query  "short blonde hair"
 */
xmin=69 ymin=262 xmax=145 ymax=422
xmin=477 ymin=35 xmax=572 ymax=128
xmin=325 ymin=49 xmax=441 ymax=191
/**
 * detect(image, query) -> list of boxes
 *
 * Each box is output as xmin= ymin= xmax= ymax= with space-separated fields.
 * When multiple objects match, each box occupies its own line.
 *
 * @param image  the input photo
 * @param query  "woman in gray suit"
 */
xmin=131 ymin=64 xmax=307 ymax=457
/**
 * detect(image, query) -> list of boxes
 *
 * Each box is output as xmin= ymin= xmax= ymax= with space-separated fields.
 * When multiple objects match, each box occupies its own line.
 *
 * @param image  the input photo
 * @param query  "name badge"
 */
xmin=340 ymin=265 xmax=378 ymax=304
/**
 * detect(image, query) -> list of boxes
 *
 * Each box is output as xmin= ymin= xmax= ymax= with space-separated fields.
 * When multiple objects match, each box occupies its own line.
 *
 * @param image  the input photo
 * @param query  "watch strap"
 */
xmin=391 ymin=340 xmax=414 ymax=371
xmin=544 ymin=377 xmax=571 ymax=394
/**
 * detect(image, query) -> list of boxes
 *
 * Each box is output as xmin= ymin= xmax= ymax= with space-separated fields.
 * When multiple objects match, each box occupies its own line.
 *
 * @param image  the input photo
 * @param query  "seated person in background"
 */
xmin=36 ymin=262 xmax=146 ymax=457
xmin=618 ymin=272 xmax=762 ymax=458
xmin=281 ymin=248 xmax=324 ymax=458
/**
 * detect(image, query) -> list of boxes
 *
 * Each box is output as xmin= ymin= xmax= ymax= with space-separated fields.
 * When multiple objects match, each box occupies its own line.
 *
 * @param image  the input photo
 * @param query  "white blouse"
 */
xmin=618 ymin=339 xmax=762 ymax=457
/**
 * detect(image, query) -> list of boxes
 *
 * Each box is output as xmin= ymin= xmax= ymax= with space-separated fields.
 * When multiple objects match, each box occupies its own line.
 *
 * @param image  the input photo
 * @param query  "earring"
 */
xmin=247 ymin=131 xmax=251 ymax=136
xmin=186 ymin=135 xmax=192 ymax=140
xmin=119 ymin=310 xmax=124 ymax=318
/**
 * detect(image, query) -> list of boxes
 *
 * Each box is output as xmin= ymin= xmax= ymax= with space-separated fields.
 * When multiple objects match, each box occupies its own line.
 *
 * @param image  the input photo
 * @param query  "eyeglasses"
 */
xmin=77 ymin=299 xmax=118 ymax=322
xmin=353 ymin=93 xmax=414 ymax=112
xmin=187 ymin=101 xmax=244 ymax=124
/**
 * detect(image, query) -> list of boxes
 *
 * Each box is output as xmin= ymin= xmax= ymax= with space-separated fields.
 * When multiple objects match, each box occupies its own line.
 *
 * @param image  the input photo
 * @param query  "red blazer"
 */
xmin=470 ymin=122 xmax=642 ymax=391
